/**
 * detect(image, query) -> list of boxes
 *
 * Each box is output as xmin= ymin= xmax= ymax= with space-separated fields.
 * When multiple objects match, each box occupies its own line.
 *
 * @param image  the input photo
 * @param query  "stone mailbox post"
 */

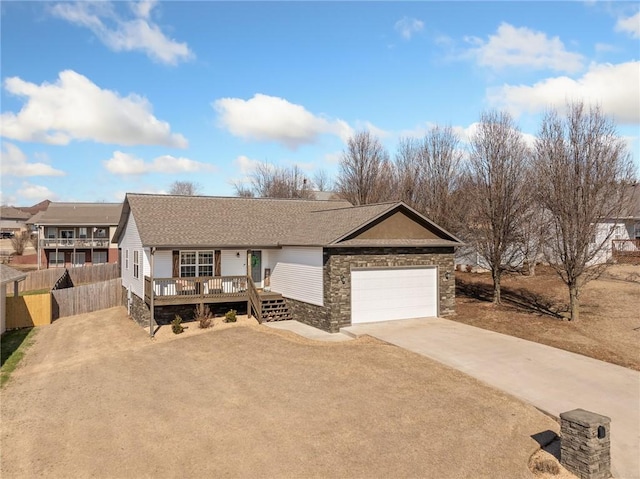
xmin=560 ymin=409 xmax=611 ymax=479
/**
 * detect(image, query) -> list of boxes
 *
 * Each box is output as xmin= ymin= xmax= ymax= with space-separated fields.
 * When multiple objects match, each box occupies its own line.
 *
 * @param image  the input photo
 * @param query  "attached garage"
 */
xmin=351 ymin=267 xmax=438 ymax=324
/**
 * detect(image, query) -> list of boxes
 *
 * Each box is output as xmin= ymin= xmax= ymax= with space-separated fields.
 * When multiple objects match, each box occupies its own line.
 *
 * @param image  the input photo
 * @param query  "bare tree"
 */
xmin=336 ymin=130 xmax=395 ymax=205
xmin=533 ymin=102 xmax=635 ymax=321
xmin=312 ymin=169 xmax=332 ymax=192
xmin=465 ymin=110 xmax=531 ymax=304
xmin=394 ymin=137 xmax=423 ymax=208
xmin=234 ymin=162 xmax=314 ymax=199
xmin=169 ymin=181 xmax=201 ymax=196
xmin=10 ymin=231 xmax=30 ymax=256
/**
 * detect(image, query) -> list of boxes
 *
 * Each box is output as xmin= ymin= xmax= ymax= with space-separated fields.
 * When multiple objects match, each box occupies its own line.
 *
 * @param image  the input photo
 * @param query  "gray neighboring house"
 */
xmin=114 ymin=193 xmax=463 ymax=334
xmin=0 ymin=206 xmax=32 ymax=234
xmin=1 ymin=264 xmax=27 ymax=334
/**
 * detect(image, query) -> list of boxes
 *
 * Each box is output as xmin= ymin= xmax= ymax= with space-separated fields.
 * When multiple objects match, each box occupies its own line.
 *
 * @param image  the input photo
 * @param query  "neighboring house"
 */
xmin=114 ymin=193 xmax=463 ymax=334
xmin=29 ymin=203 xmax=123 ymax=269
xmin=0 ymin=206 xmax=32 ymax=234
xmin=591 ymin=184 xmax=640 ymax=264
xmin=1 ymin=264 xmax=27 ymax=334
xmin=18 ymin=199 xmax=51 ymax=217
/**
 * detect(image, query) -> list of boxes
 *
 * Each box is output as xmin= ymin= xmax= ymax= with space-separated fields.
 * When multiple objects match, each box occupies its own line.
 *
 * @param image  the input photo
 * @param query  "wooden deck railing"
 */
xmin=144 ymin=275 xmax=249 ymax=304
xmin=247 ymin=276 xmax=263 ymax=323
xmin=612 ymin=239 xmax=640 ymax=256
xmin=41 ymin=238 xmax=111 ymax=248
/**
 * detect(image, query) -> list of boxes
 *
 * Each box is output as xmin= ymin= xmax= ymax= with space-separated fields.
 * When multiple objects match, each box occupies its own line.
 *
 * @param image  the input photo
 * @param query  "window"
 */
xmin=72 ymin=252 xmax=86 ymax=267
xmin=93 ymin=251 xmax=107 ymax=264
xmin=45 ymin=227 xmax=56 ymax=239
xmin=635 ymin=222 xmax=640 ymax=240
xmin=125 ymin=249 xmax=129 ymax=270
xmin=49 ymin=252 xmax=64 ymax=267
xmin=78 ymin=227 xmax=88 ymax=239
xmin=60 ymin=229 xmax=74 ymax=245
xmin=95 ymin=228 xmax=107 ymax=238
xmin=180 ymin=251 xmax=213 ymax=277
xmin=133 ymin=250 xmax=140 ymax=279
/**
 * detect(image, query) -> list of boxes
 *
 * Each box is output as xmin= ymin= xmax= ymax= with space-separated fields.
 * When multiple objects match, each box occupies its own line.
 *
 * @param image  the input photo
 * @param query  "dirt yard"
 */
xmin=1 ymin=307 xmax=564 ymax=478
xmin=454 ymin=264 xmax=640 ymax=370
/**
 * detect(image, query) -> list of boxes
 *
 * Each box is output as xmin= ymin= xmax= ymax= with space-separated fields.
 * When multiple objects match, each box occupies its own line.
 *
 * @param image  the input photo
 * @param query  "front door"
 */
xmin=251 ymin=251 xmax=262 ymax=283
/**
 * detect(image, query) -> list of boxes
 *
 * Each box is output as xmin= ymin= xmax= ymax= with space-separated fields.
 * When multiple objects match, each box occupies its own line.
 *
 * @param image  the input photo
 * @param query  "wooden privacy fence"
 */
xmin=6 ymin=263 xmax=119 ymax=295
xmin=5 ymin=294 xmax=52 ymax=329
xmin=51 ymin=278 xmax=122 ymax=320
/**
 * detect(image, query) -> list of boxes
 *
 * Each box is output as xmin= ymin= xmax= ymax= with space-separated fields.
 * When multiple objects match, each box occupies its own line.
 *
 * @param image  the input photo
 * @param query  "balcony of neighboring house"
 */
xmin=40 ymin=226 xmax=111 ymax=249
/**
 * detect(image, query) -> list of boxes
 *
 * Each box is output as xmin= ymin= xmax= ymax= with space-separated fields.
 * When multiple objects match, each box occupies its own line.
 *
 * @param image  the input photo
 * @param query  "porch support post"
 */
xmin=246 ymin=250 xmax=251 ymax=277
xmin=150 ymin=247 xmax=155 ymax=338
xmin=13 ymin=279 xmax=19 ymax=298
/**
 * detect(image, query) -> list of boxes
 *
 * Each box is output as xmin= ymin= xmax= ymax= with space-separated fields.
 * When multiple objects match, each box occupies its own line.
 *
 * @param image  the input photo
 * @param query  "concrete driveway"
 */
xmin=2 ymin=307 xmax=560 ymax=478
xmin=343 ymin=317 xmax=640 ymax=479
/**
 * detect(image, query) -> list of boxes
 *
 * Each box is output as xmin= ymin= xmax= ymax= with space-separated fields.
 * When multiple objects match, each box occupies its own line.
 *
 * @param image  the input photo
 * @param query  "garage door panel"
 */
xmin=351 ymin=268 xmax=438 ymax=324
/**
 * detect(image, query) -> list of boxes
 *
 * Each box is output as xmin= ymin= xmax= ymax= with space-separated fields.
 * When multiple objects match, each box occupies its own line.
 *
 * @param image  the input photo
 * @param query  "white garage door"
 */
xmin=351 ymin=267 xmax=438 ymax=324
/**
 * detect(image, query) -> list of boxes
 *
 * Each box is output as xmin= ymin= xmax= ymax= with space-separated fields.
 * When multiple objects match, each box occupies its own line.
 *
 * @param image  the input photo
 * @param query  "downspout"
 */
xmin=150 ymin=247 xmax=155 ymax=338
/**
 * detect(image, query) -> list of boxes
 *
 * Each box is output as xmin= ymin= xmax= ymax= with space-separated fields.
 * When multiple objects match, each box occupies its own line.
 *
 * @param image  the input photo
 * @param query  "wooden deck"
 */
xmin=144 ymin=275 xmax=281 ymax=306
xmin=612 ymin=239 xmax=640 ymax=263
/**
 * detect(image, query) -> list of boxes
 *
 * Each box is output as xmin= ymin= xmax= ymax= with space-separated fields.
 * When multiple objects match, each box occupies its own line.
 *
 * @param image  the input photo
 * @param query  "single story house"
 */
xmin=592 ymin=184 xmax=640 ymax=264
xmin=1 ymin=264 xmax=27 ymax=334
xmin=114 ymin=193 xmax=463 ymax=334
xmin=29 ymin=202 xmax=123 ymax=269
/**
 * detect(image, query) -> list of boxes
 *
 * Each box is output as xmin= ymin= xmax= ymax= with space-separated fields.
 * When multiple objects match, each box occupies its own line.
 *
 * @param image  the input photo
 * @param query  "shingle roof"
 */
xmin=0 ymin=264 xmax=27 ymax=284
xmin=118 ymin=194 xmax=462 ymax=248
xmin=0 ymin=206 xmax=31 ymax=221
xmin=28 ymin=203 xmax=123 ymax=226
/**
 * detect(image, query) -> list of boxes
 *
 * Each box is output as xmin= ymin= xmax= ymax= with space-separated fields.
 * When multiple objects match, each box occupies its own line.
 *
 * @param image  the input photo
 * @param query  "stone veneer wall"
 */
xmin=284 ymin=297 xmax=328 ymax=330
xmin=122 ymin=286 xmax=152 ymax=329
xmin=323 ymin=247 xmax=456 ymax=333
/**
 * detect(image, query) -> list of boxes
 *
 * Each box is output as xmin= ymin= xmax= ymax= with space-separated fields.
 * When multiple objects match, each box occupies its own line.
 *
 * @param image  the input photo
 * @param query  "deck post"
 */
xmin=150 ymin=247 xmax=155 ymax=338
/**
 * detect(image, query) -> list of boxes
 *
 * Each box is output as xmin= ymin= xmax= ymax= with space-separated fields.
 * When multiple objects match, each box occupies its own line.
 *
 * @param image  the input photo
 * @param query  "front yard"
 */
xmin=1 ymin=307 xmax=560 ymax=478
xmin=454 ymin=264 xmax=640 ymax=370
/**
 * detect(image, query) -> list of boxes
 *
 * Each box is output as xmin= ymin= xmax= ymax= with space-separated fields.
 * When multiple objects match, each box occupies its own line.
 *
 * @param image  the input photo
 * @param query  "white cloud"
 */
xmin=487 ymin=61 xmax=640 ymax=124
xmin=595 ymin=42 xmax=617 ymax=53
xmin=214 ymin=94 xmax=353 ymax=149
xmin=1 ymin=142 xmax=65 ymax=177
xmin=103 ymin=151 xmax=215 ymax=176
xmin=50 ymin=1 xmax=193 ymax=65
xmin=1 ymin=70 xmax=187 ymax=147
xmin=616 ymin=11 xmax=640 ymax=38
xmin=465 ymin=23 xmax=584 ymax=73
xmin=394 ymin=17 xmax=424 ymax=40
xmin=17 ymin=182 xmax=58 ymax=201
xmin=233 ymin=155 xmax=263 ymax=175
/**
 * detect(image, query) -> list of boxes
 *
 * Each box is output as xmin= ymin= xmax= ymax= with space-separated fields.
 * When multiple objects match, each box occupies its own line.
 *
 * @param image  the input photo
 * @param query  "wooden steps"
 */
xmin=260 ymin=296 xmax=292 ymax=322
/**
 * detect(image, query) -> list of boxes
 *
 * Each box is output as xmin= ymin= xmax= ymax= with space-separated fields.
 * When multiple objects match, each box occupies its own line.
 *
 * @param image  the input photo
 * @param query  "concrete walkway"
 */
xmin=342 ymin=317 xmax=640 ymax=479
xmin=265 ymin=320 xmax=353 ymax=342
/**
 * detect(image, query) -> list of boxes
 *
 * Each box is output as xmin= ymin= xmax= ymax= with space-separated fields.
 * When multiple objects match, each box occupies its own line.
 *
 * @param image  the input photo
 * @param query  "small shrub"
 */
xmin=224 ymin=309 xmax=237 ymax=323
xmin=195 ymin=304 xmax=213 ymax=329
xmin=171 ymin=315 xmax=184 ymax=334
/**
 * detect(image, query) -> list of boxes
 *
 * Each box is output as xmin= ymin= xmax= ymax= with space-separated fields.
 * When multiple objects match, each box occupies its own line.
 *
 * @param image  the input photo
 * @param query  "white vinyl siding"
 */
xmin=119 ymin=213 xmax=144 ymax=300
xmin=221 ymin=250 xmax=246 ymax=276
xmin=153 ymin=250 xmax=173 ymax=277
xmin=351 ymin=267 xmax=438 ymax=324
xmin=270 ymin=246 xmax=323 ymax=306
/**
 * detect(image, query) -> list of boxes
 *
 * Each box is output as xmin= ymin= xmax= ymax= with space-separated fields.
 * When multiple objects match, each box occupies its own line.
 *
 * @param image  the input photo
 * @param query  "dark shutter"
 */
xmin=172 ymin=250 xmax=179 ymax=277
xmin=215 ymin=250 xmax=221 ymax=276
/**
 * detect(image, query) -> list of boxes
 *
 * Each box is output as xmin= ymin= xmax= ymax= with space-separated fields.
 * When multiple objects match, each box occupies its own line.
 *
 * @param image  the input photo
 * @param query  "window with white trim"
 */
xmin=78 ymin=227 xmax=88 ymax=239
xmin=93 ymin=251 xmax=107 ymax=264
xmin=180 ymin=251 xmax=213 ymax=277
xmin=49 ymin=252 xmax=64 ymax=267
xmin=95 ymin=227 xmax=107 ymax=238
xmin=125 ymin=249 xmax=129 ymax=270
xmin=72 ymin=252 xmax=86 ymax=267
xmin=133 ymin=250 xmax=139 ymax=279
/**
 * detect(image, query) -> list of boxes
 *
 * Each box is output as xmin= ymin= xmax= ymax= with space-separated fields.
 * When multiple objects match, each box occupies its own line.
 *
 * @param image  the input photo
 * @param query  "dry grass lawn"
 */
xmin=1 ymin=307 xmax=563 ymax=478
xmin=454 ymin=264 xmax=640 ymax=370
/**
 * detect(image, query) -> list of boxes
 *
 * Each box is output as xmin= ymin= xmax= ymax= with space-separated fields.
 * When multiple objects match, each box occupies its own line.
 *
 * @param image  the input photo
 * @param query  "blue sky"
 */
xmin=1 ymin=1 xmax=639 ymax=205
